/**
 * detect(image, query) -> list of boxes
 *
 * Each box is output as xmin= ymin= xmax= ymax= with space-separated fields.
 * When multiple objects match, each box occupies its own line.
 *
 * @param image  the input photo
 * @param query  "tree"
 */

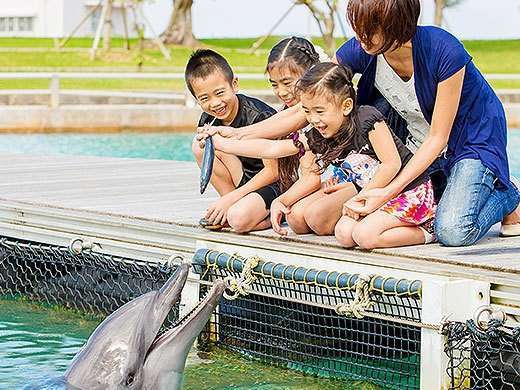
xmin=161 ymin=0 xmax=198 ymax=46
xmin=296 ymin=0 xmax=338 ymax=56
xmin=434 ymin=0 xmax=465 ymax=26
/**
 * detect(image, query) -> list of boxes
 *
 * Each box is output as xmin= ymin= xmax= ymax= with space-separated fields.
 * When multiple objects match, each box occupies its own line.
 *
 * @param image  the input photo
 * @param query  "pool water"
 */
xmin=0 ymin=298 xmax=375 ymax=389
xmin=0 ymin=130 xmax=518 ymax=177
xmin=0 ymin=132 xmax=195 ymax=161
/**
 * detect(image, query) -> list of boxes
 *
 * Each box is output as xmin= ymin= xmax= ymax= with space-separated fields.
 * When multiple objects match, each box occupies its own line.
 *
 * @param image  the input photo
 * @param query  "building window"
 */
xmin=18 ymin=17 xmax=33 ymax=32
xmin=0 ymin=16 xmax=34 ymax=34
xmin=8 ymin=17 xmax=15 ymax=32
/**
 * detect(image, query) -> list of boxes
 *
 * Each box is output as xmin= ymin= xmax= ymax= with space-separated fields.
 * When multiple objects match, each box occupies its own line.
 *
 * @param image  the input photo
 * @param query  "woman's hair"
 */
xmin=267 ymin=37 xmax=321 ymax=192
xmin=347 ymin=0 xmax=421 ymax=54
xmin=296 ymin=62 xmax=359 ymax=172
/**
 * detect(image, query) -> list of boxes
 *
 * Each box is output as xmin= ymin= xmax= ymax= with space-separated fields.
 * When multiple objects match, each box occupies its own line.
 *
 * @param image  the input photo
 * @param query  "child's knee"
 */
xmin=227 ymin=206 xmax=252 ymax=233
xmin=352 ymin=224 xmax=379 ymax=250
xmin=304 ymin=207 xmax=331 ymax=236
xmin=191 ymin=137 xmax=204 ymax=160
xmin=285 ymin=206 xmax=309 ymax=234
xmin=334 ymin=223 xmax=355 ymax=248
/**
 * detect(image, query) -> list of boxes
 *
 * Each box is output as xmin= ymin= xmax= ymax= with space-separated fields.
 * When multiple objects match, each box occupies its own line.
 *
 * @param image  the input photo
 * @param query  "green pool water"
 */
xmin=0 ymin=298 xmax=376 ymax=389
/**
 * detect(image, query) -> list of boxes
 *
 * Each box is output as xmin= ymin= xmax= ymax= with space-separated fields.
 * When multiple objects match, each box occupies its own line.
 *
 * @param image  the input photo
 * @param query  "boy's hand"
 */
xmin=196 ymin=133 xmax=224 ymax=149
xmin=197 ymin=125 xmax=239 ymax=139
xmin=197 ymin=124 xmax=219 ymax=136
xmin=205 ymin=192 xmax=237 ymax=226
xmin=270 ymin=199 xmax=291 ymax=236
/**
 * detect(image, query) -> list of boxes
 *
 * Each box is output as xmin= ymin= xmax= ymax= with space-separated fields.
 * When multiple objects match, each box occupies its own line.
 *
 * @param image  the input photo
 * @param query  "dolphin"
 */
xmin=25 ymin=263 xmax=226 ymax=390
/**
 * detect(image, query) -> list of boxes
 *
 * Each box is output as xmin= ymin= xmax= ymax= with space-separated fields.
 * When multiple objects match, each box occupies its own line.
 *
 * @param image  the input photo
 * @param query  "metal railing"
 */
xmin=0 ymin=72 xmax=267 ymax=108
xmin=0 ymin=72 xmax=518 ymax=108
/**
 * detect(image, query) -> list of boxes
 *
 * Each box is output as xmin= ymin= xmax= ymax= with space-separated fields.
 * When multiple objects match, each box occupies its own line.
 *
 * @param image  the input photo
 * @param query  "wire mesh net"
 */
xmin=0 ymin=235 xmax=180 ymax=323
xmin=443 ymin=319 xmax=520 ymax=390
xmin=194 ymin=249 xmax=422 ymax=390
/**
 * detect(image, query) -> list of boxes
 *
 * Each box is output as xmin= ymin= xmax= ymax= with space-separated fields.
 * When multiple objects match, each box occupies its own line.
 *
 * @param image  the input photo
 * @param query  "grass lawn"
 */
xmin=0 ymin=37 xmax=518 ymax=90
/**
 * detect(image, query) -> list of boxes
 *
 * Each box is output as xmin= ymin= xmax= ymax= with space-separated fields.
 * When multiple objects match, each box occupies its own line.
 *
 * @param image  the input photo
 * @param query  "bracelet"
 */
xmin=289 ymin=131 xmax=305 ymax=158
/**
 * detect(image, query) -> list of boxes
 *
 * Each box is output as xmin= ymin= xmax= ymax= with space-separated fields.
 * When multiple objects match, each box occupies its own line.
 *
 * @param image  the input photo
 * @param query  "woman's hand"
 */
xmin=342 ymin=199 xmax=361 ymax=220
xmin=270 ymin=199 xmax=291 ymax=236
xmin=344 ymin=187 xmax=393 ymax=216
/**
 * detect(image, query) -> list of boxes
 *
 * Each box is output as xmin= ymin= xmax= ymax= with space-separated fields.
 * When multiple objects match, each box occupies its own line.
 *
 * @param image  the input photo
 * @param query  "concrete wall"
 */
xmin=0 ymin=91 xmax=518 ymax=132
xmin=0 ymin=105 xmax=202 ymax=132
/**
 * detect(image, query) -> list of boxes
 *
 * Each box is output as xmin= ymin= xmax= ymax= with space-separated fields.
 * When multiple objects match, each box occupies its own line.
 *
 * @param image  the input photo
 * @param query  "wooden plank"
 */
xmin=0 ymin=154 xmax=518 ymax=281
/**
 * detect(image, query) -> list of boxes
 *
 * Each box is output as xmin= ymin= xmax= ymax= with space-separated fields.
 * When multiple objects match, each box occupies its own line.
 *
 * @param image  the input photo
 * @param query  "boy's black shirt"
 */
xmin=198 ymin=94 xmax=276 ymax=183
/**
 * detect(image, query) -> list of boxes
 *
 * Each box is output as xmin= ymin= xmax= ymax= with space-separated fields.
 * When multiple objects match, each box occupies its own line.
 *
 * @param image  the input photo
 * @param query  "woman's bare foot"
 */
xmin=500 ymin=177 xmax=520 ymax=236
xmin=502 ymin=206 xmax=520 ymax=225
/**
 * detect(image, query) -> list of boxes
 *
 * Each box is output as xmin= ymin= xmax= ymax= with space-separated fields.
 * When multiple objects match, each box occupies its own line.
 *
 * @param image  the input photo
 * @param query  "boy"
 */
xmin=186 ymin=49 xmax=280 ymax=232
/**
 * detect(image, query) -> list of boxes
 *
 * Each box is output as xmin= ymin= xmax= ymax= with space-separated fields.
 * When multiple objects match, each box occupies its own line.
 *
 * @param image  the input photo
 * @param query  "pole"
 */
xmin=122 ymin=1 xmax=131 ymax=50
xmin=59 ymin=2 xmax=102 ymax=48
xmin=90 ymin=0 xmax=110 ymax=60
xmin=249 ymin=3 xmax=297 ymax=54
xmin=137 ymin=4 xmax=171 ymax=61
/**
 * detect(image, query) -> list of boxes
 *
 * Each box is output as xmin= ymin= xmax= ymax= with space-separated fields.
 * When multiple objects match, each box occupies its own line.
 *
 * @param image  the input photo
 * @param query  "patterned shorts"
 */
xmin=380 ymin=179 xmax=436 ymax=225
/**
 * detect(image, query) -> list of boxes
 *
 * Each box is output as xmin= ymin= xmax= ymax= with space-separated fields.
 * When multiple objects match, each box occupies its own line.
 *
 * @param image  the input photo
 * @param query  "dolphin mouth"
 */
xmin=148 ymin=280 xmax=226 ymax=352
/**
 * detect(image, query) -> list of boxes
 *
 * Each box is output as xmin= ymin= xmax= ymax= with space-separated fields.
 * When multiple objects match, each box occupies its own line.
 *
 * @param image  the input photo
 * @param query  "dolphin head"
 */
xmin=64 ymin=263 xmax=192 ymax=389
xmin=141 ymin=280 xmax=226 ymax=389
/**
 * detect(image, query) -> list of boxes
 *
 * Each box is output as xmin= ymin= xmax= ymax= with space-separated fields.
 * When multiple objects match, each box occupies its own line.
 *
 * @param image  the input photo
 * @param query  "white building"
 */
xmin=0 ymin=0 xmax=140 ymax=38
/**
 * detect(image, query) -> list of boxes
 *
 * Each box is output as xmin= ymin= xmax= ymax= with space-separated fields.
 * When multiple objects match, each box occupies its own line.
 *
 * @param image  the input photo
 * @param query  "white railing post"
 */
xmin=50 ymin=74 xmax=60 ymax=108
xmin=420 ymin=279 xmax=490 ymax=389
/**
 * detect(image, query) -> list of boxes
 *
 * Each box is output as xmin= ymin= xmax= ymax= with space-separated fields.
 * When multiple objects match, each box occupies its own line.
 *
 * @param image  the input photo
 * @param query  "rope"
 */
xmin=223 ymin=255 xmax=260 ymax=300
xmin=335 ymin=274 xmax=375 ymax=319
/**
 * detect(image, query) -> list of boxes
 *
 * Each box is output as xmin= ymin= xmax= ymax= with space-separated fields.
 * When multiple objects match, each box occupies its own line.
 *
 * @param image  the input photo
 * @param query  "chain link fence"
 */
xmin=443 ymin=319 xmax=520 ymax=389
xmin=0 ymin=236 xmax=179 ymax=324
xmin=193 ymin=249 xmax=423 ymax=390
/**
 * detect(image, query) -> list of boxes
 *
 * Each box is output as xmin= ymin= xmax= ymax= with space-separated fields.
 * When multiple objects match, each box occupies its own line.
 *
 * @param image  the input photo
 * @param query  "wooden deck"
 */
xmin=0 ymin=153 xmax=518 ymax=321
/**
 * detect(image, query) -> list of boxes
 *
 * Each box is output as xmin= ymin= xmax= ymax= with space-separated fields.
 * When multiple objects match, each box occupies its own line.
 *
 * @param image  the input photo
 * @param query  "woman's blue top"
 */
xmin=336 ymin=25 xmax=510 ymax=189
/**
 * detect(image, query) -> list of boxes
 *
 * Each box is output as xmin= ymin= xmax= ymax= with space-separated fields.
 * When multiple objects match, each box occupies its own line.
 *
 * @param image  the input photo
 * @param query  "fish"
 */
xmin=199 ymin=117 xmax=217 ymax=194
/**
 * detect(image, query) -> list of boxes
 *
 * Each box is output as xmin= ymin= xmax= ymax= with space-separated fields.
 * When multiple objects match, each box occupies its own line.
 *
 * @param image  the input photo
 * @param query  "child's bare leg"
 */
xmin=334 ymin=216 xmax=359 ymax=248
xmin=286 ymin=190 xmax=324 ymax=234
xmin=304 ymin=184 xmax=358 ymax=235
xmin=192 ymin=138 xmax=243 ymax=196
xmin=227 ymin=193 xmax=271 ymax=233
xmin=352 ymin=211 xmax=425 ymax=249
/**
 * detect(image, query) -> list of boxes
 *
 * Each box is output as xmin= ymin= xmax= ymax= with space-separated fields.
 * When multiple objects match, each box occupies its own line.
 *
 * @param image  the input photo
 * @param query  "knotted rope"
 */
xmin=223 ymin=255 xmax=260 ymax=300
xmin=335 ymin=274 xmax=375 ymax=318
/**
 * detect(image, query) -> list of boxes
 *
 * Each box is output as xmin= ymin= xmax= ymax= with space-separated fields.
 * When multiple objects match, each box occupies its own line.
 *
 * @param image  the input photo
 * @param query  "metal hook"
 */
xmin=68 ymin=238 xmax=102 ymax=255
xmin=473 ymin=305 xmax=506 ymax=330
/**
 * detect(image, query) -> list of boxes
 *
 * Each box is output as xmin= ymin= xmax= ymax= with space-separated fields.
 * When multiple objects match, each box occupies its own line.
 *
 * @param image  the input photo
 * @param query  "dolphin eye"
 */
xmin=126 ymin=373 xmax=135 ymax=386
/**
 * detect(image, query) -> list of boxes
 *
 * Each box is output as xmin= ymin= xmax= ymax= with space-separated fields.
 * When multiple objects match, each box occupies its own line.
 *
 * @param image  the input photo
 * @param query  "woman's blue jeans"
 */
xmin=435 ymin=158 xmax=520 ymax=247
